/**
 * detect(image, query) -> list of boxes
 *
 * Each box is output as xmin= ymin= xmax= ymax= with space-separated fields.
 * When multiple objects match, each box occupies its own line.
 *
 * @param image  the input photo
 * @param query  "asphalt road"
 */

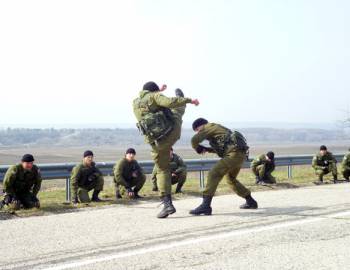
xmin=0 ymin=183 xmax=350 ymax=270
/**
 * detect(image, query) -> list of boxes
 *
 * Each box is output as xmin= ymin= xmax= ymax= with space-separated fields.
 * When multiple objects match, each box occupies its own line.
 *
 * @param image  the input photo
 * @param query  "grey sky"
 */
xmin=0 ymin=0 xmax=349 ymax=127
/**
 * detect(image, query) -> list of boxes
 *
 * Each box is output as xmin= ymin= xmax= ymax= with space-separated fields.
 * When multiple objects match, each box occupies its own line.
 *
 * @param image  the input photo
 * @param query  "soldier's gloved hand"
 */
xmin=195 ymin=145 xmax=206 ymax=154
xmin=132 ymin=171 xmax=138 ymax=178
xmin=3 ymin=194 xmax=12 ymax=205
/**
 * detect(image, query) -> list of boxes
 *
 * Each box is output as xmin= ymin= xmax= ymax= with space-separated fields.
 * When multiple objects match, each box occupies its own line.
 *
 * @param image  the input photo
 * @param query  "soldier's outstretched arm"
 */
xmin=153 ymin=92 xmax=196 ymax=109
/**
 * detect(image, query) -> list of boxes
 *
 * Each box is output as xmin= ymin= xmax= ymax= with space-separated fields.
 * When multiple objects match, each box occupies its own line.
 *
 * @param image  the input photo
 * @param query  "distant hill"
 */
xmin=0 ymin=128 xmax=348 ymax=147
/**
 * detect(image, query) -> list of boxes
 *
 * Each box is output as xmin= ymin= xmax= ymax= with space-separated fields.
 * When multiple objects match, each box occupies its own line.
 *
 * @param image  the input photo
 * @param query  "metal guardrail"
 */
xmin=0 ymin=154 xmax=345 ymax=202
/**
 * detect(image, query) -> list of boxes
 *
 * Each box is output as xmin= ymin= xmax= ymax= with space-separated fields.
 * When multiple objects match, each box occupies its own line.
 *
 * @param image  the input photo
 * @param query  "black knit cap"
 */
xmin=266 ymin=151 xmax=275 ymax=160
xmin=21 ymin=154 xmax=34 ymax=162
xmin=126 ymin=148 xmax=136 ymax=155
xmin=192 ymin=118 xmax=209 ymax=131
xmin=83 ymin=150 xmax=94 ymax=158
xmin=143 ymin=81 xmax=160 ymax=92
xmin=320 ymin=145 xmax=327 ymax=151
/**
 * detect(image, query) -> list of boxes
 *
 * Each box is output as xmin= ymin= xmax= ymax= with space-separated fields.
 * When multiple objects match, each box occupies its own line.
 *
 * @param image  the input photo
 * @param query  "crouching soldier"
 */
xmin=312 ymin=145 xmax=338 ymax=184
xmin=340 ymin=148 xmax=350 ymax=181
xmin=189 ymin=118 xmax=258 ymax=216
xmin=71 ymin=150 xmax=104 ymax=204
xmin=151 ymin=148 xmax=187 ymax=193
xmin=113 ymin=148 xmax=146 ymax=199
xmin=2 ymin=154 xmax=42 ymax=210
xmin=251 ymin=151 xmax=276 ymax=184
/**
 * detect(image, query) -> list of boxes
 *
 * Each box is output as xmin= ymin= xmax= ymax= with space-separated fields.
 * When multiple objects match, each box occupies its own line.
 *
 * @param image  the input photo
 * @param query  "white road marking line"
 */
xmin=40 ymin=210 xmax=350 ymax=270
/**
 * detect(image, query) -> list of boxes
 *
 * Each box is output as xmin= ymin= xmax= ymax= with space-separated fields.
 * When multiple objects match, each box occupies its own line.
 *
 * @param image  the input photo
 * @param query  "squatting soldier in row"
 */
xmin=251 ymin=151 xmax=276 ymax=184
xmin=2 ymin=154 xmax=42 ymax=210
xmin=113 ymin=148 xmax=146 ymax=199
xmin=189 ymin=118 xmax=258 ymax=216
xmin=133 ymin=81 xmax=199 ymax=218
xmin=151 ymin=148 xmax=187 ymax=193
xmin=312 ymin=145 xmax=338 ymax=184
xmin=341 ymin=148 xmax=350 ymax=181
xmin=71 ymin=150 xmax=104 ymax=204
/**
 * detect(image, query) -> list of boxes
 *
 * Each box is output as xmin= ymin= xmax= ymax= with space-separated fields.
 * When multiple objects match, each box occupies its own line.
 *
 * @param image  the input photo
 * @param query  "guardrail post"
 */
xmin=199 ymin=170 xmax=205 ymax=189
xmin=65 ymin=177 xmax=71 ymax=202
xmin=287 ymin=165 xmax=292 ymax=179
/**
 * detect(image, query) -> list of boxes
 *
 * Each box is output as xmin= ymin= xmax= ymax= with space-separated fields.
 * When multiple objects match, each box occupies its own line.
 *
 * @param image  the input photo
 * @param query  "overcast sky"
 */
xmin=0 ymin=0 xmax=349 ymax=128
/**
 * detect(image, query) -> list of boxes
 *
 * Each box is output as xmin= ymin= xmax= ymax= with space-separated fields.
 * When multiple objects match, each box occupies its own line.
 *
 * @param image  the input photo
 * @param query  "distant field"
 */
xmin=0 ymin=142 xmax=349 ymax=164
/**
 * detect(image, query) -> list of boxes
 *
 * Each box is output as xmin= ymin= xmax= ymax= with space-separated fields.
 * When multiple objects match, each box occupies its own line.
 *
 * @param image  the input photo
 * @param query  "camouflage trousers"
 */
xmin=204 ymin=150 xmax=251 ymax=198
xmin=252 ymin=164 xmax=276 ymax=184
xmin=314 ymin=164 xmax=337 ymax=180
xmin=5 ymin=192 xmax=39 ymax=210
xmin=116 ymin=174 xmax=146 ymax=195
xmin=77 ymin=177 xmax=104 ymax=203
xmin=152 ymin=171 xmax=187 ymax=191
xmin=150 ymin=106 xmax=186 ymax=196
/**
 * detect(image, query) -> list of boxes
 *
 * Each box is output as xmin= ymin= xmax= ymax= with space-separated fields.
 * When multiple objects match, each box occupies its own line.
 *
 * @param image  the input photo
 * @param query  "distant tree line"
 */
xmin=0 ymin=128 xmax=348 ymax=147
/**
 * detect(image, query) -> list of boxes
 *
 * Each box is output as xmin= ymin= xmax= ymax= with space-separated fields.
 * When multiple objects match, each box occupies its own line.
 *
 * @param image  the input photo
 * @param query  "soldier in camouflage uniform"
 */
xmin=312 ymin=145 xmax=338 ymax=184
xmin=2 ymin=154 xmax=42 ymax=210
xmin=113 ymin=148 xmax=146 ymax=199
xmin=133 ymin=81 xmax=199 ymax=218
xmin=70 ymin=150 xmax=104 ymax=204
xmin=340 ymin=148 xmax=350 ymax=181
xmin=151 ymin=148 xmax=187 ymax=193
xmin=251 ymin=152 xmax=276 ymax=184
xmin=189 ymin=118 xmax=258 ymax=216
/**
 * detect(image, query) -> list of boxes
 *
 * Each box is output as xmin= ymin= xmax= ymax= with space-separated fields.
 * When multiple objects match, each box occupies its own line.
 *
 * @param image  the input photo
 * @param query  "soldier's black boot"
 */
xmin=91 ymin=190 xmax=103 ymax=202
xmin=333 ymin=174 xmax=338 ymax=184
xmin=175 ymin=183 xmax=184 ymax=194
xmin=133 ymin=189 xmax=143 ymax=199
xmin=157 ymin=195 xmax=176 ymax=218
xmin=175 ymin=88 xmax=184 ymax=97
xmin=189 ymin=196 xmax=213 ymax=216
xmin=255 ymin=176 xmax=261 ymax=184
xmin=240 ymin=195 xmax=258 ymax=209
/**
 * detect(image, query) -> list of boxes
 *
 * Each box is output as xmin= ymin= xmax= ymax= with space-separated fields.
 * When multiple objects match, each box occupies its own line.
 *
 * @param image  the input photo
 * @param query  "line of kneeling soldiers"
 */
xmin=1 ymin=145 xmax=350 ymax=210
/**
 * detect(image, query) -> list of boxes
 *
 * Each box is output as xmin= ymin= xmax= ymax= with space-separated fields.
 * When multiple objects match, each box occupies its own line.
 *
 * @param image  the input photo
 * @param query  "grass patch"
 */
xmin=0 ymin=165 xmax=345 ymax=219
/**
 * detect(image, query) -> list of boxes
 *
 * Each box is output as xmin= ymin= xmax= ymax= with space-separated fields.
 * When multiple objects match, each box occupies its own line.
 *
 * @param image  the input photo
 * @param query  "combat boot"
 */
xmin=157 ymin=195 xmax=176 ymax=218
xmin=91 ymin=190 xmax=103 ymax=202
xmin=133 ymin=190 xmax=143 ymax=199
xmin=175 ymin=88 xmax=184 ymax=97
xmin=189 ymin=196 xmax=213 ymax=215
xmin=175 ymin=183 xmax=184 ymax=194
xmin=333 ymin=174 xmax=338 ymax=184
xmin=240 ymin=195 xmax=258 ymax=209
xmin=255 ymin=176 xmax=261 ymax=184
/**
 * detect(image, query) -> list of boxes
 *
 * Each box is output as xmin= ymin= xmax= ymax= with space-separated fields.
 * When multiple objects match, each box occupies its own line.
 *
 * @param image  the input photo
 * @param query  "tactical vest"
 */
xmin=315 ymin=154 xmax=335 ymax=167
xmin=210 ymin=129 xmax=249 ymax=158
xmin=134 ymin=92 xmax=174 ymax=143
xmin=13 ymin=165 xmax=40 ymax=193
xmin=78 ymin=164 xmax=100 ymax=188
